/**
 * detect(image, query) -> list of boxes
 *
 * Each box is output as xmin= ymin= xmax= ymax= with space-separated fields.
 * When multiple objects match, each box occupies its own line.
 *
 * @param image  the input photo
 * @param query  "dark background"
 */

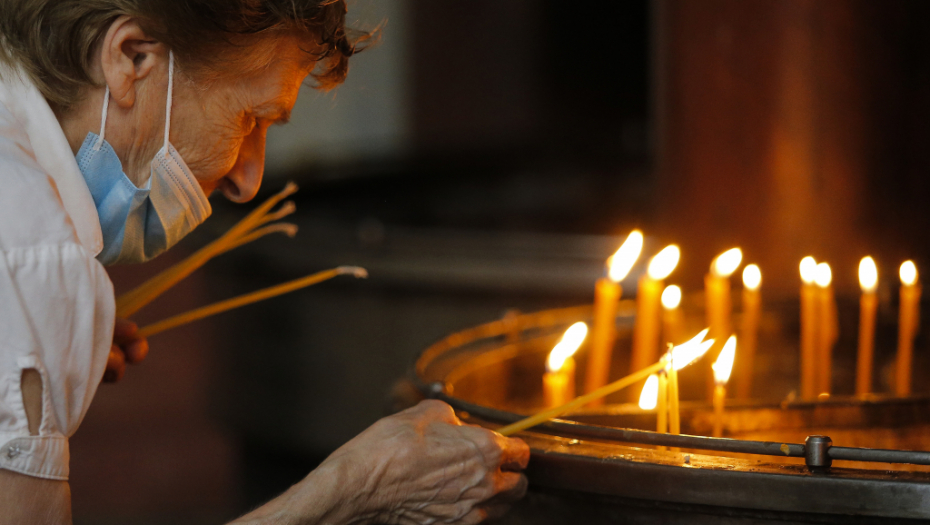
xmin=70 ymin=1 xmax=930 ymax=523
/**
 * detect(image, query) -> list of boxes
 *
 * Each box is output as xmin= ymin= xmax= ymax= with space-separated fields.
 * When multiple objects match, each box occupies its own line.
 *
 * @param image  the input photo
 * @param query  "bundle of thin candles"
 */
xmin=118 ymin=183 xmax=368 ymax=338
xmin=116 ymin=183 xmax=301 ymax=318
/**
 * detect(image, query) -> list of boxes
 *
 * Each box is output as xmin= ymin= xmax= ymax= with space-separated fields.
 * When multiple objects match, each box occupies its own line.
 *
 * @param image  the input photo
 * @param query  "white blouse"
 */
xmin=0 ymin=65 xmax=114 ymax=480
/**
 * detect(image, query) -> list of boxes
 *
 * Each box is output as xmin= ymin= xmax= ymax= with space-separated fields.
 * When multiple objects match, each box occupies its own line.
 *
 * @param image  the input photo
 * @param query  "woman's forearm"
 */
xmin=228 ymin=457 xmax=371 ymax=525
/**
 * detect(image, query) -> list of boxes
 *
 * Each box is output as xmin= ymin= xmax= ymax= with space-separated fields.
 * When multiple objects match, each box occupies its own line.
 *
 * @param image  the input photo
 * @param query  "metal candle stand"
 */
xmin=414 ymin=305 xmax=930 ymax=523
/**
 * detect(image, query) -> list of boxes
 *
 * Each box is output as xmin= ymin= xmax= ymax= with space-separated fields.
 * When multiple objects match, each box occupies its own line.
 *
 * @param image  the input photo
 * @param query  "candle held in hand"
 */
xmin=499 ymin=328 xmax=713 ymax=437
xmin=799 ymin=256 xmax=818 ymax=399
xmin=896 ymin=261 xmax=921 ymax=396
xmin=544 ymin=322 xmax=588 ymax=407
xmin=856 ymin=257 xmax=878 ymax=396
xmin=585 ymin=231 xmax=643 ymax=401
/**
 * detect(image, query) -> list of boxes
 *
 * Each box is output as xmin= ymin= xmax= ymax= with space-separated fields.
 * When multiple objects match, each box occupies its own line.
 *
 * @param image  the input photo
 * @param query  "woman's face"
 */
xmin=167 ymin=37 xmax=315 ymax=203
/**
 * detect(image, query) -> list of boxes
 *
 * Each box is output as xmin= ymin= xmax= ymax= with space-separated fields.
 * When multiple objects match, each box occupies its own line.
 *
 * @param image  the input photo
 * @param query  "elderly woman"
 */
xmin=0 ymin=1 xmax=529 ymax=523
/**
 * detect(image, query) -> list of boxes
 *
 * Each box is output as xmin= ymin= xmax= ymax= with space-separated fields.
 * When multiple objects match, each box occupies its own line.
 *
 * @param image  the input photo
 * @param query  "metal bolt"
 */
xmin=805 ymin=435 xmax=833 ymax=472
xmin=429 ymin=381 xmax=447 ymax=397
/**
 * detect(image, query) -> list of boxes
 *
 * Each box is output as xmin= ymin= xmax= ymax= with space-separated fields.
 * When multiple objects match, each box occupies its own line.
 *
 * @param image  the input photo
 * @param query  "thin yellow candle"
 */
xmin=631 ymin=245 xmax=680 ymax=392
xmin=737 ymin=264 xmax=761 ymax=400
xmin=500 ymin=329 xmax=713 ymax=437
xmin=585 ymin=231 xmax=643 ymax=401
xmin=138 ymin=266 xmax=368 ymax=338
xmin=639 ymin=373 xmax=668 ymax=442
xmin=705 ymin=248 xmax=742 ymax=399
xmin=661 ymin=285 xmax=684 ymax=347
xmin=814 ymin=262 xmax=835 ymax=395
xmin=856 ymin=257 xmax=878 ymax=396
xmin=799 ymin=256 xmax=818 ymax=399
xmin=668 ymin=329 xmax=715 ymax=436
xmin=896 ymin=261 xmax=921 ymax=396
xmin=712 ymin=336 xmax=737 ymax=438
xmin=543 ymin=322 xmax=588 ymax=407
xmin=657 ymin=372 xmax=668 ymax=434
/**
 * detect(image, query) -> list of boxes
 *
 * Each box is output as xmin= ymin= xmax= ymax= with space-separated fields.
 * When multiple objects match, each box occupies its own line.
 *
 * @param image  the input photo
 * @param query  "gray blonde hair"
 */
xmin=0 ymin=0 xmax=369 ymax=113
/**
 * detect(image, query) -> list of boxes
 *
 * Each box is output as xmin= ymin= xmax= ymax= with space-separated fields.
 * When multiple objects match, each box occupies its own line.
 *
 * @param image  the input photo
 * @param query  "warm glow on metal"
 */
xmin=742 ymin=264 xmax=761 ymax=291
xmin=859 ymin=257 xmax=878 ymax=293
xmin=713 ymin=336 xmax=737 ymax=384
xmin=546 ymin=322 xmax=588 ymax=372
xmin=647 ymin=245 xmax=680 ymax=280
xmin=608 ymin=230 xmax=644 ymax=282
xmin=638 ymin=374 xmax=659 ymax=410
xmin=800 ymin=256 xmax=818 ymax=284
xmin=711 ymin=248 xmax=743 ymax=278
xmin=661 ymin=285 xmax=682 ymax=310
xmin=668 ymin=328 xmax=714 ymax=371
xmin=815 ymin=262 xmax=832 ymax=288
xmin=901 ymin=260 xmax=918 ymax=286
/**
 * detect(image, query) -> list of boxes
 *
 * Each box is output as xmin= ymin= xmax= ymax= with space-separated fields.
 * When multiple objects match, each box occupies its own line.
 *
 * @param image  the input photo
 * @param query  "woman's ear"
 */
xmin=99 ymin=15 xmax=165 ymax=109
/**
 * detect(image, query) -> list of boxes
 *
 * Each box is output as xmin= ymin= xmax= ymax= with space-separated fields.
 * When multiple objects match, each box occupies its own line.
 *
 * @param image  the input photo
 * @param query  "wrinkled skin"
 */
xmin=232 ymin=400 xmax=530 ymax=525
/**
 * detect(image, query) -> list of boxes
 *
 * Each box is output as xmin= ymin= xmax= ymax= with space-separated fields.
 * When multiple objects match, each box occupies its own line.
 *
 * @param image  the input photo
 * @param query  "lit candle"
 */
xmin=737 ymin=264 xmax=761 ymax=400
xmin=585 ymin=231 xmax=643 ymax=400
xmin=814 ymin=262 xmax=835 ymax=396
xmin=661 ymin=284 xmax=683 ymax=347
xmin=896 ymin=261 xmax=921 ymax=396
xmin=856 ymin=257 xmax=878 ymax=396
xmin=705 ymin=248 xmax=742 ymax=399
xmin=799 ymin=256 xmax=818 ymax=399
xmin=657 ymin=371 xmax=668 ymax=435
xmin=667 ymin=329 xmax=715 ymax=436
xmin=631 ymin=245 xmax=680 ymax=383
xmin=712 ymin=335 xmax=737 ymax=438
xmin=499 ymin=328 xmax=713 ymax=437
xmin=544 ymin=322 xmax=588 ymax=407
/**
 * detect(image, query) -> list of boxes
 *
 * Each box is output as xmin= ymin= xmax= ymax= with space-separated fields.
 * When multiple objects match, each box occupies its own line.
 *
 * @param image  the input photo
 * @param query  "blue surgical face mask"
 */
xmin=76 ymin=51 xmax=211 ymax=265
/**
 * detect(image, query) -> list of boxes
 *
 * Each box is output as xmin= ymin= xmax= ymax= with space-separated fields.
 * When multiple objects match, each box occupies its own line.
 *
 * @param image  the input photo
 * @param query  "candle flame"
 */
xmin=668 ymin=328 xmax=714 ymax=371
xmin=800 ymin=256 xmax=818 ymax=284
xmin=648 ymin=245 xmax=680 ymax=280
xmin=661 ymin=285 xmax=682 ymax=310
xmin=742 ymin=264 xmax=761 ymax=291
xmin=546 ymin=322 xmax=588 ymax=372
xmin=608 ymin=230 xmax=644 ymax=282
xmin=859 ymin=257 xmax=878 ymax=293
xmin=814 ymin=262 xmax=832 ymax=288
xmin=712 ymin=248 xmax=743 ymax=278
xmin=901 ymin=260 xmax=918 ymax=286
xmin=713 ymin=335 xmax=737 ymax=384
xmin=638 ymin=374 xmax=659 ymax=410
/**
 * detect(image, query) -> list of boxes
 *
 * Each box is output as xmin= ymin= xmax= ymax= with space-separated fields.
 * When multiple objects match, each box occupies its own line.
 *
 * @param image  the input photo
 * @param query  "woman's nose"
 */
xmin=220 ymin=126 xmax=266 ymax=203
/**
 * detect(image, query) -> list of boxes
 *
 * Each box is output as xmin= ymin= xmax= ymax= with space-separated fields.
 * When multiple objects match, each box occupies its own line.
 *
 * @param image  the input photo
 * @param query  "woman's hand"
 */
xmin=327 ymin=399 xmax=530 ymax=524
xmin=103 ymin=318 xmax=149 ymax=383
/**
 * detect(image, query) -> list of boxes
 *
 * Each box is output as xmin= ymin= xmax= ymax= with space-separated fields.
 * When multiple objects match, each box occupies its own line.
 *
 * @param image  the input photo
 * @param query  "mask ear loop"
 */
xmin=93 ymin=85 xmax=109 ymax=151
xmin=163 ymin=50 xmax=174 ymax=157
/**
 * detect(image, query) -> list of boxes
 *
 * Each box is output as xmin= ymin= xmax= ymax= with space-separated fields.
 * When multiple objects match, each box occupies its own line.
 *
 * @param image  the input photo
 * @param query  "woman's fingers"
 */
xmin=493 ymin=471 xmax=528 ymax=501
xmin=122 ymin=337 xmax=149 ymax=364
xmin=103 ymin=345 xmax=126 ymax=383
xmin=497 ymin=434 xmax=530 ymax=471
xmin=112 ymin=318 xmax=138 ymax=344
xmin=113 ymin=318 xmax=149 ymax=364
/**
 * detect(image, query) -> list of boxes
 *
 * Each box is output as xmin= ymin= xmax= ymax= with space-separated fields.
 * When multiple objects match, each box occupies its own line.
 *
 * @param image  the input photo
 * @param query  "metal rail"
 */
xmin=434 ymin=389 xmax=930 ymax=471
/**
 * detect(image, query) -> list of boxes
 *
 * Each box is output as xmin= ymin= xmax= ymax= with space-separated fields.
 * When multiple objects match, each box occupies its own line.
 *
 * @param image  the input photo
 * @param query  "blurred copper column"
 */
xmin=653 ymin=0 xmax=869 ymax=295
